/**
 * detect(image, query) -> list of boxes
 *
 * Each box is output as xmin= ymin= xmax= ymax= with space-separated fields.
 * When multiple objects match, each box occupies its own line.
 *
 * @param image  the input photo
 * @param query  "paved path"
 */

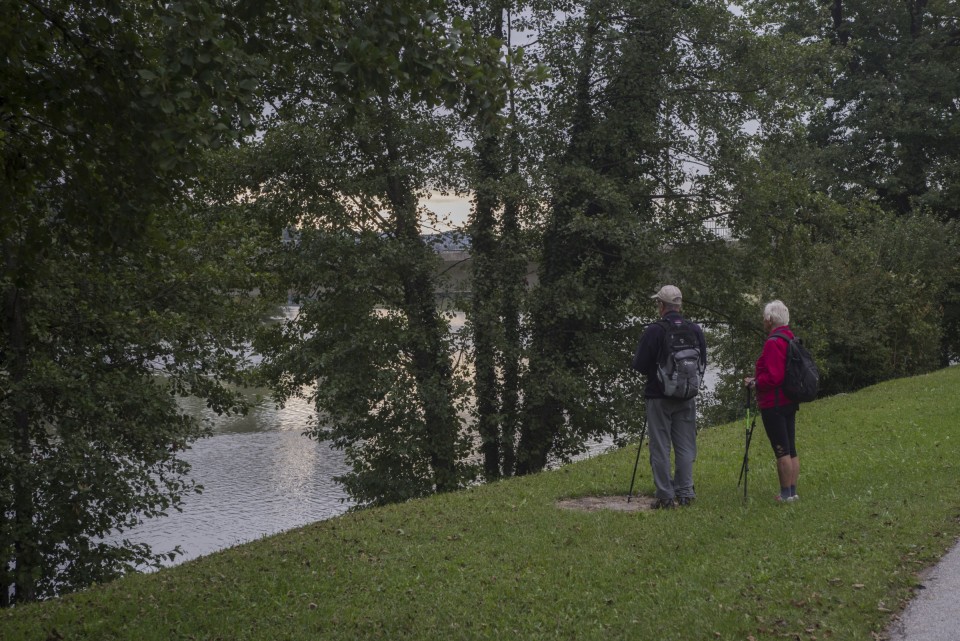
xmin=887 ymin=539 xmax=960 ymax=641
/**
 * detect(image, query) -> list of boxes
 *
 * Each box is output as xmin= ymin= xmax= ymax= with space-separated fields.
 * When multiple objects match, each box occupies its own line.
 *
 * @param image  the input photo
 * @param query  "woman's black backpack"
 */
xmin=771 ymin=332 xmax=820 ymax=403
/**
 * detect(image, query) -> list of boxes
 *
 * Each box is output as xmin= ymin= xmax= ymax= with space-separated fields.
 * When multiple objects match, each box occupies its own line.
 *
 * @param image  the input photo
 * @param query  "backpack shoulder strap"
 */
xmin=655 ymin=318 xmax=680 ymax=343
xmin=654 ymin=319 xmax=673 ymax=360
xmin=767 ymin=331 xmax=792 ymax=407
xmin=654 ymin=319 xmax=670 ymax=345
xmin=655 ymin=318 xmax=691 ymax=363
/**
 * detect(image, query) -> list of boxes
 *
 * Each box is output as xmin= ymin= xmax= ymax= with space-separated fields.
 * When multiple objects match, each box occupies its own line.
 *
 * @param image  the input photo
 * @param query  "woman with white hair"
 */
xmin=744 ymin=300 xmax=800 ymax=503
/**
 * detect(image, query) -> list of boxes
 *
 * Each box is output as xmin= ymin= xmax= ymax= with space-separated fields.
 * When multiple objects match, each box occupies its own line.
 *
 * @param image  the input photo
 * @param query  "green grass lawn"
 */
xmin=4 ymin=367 xmax=959 ymax=640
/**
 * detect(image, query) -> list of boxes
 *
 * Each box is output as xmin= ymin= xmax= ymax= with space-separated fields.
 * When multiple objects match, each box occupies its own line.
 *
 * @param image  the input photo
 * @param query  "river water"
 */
xmin=122 ymin=390 xmax=355 ymax=566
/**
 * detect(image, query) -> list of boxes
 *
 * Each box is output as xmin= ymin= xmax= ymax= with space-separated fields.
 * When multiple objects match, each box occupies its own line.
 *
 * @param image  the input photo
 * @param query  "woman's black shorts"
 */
xmin=761 ymin=403 xmax=798 ymax=459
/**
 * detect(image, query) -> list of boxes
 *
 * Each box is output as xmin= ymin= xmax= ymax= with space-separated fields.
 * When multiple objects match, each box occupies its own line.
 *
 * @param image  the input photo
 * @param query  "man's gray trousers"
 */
xmin=646 ymin=397 xmax=697 ymax=500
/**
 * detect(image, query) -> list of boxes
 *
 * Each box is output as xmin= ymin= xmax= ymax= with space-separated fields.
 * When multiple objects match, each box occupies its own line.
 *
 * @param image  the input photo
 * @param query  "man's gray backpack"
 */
xmin=656 ymin=319 xmax=705 ymax=400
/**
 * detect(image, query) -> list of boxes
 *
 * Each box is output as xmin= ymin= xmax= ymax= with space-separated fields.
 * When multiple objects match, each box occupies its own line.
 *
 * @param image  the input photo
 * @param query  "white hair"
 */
xmin=763 ymin=300 xmax=790 ymax=327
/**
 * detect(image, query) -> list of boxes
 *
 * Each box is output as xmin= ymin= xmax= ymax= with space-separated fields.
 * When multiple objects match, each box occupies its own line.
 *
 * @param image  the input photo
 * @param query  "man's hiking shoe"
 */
xmin=652 ymin=498 xmax=676 ymax=510
xmin=677 ymin=497 xmax=694 ymax=507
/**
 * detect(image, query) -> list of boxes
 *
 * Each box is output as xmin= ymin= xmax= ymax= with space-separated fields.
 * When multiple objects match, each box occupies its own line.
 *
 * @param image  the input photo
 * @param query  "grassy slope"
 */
xmin=3 ymin=367 xmax=959 ymax=640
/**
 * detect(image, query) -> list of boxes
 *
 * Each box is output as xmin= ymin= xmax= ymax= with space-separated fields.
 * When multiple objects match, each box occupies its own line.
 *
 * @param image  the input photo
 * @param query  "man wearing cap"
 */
xmin=631 ymin=285 xmax=707 ymax=509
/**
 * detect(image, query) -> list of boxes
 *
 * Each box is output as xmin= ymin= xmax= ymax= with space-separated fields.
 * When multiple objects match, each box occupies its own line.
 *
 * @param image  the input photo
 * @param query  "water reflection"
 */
xmin=122 ymin=391 xmax=353 ymax=567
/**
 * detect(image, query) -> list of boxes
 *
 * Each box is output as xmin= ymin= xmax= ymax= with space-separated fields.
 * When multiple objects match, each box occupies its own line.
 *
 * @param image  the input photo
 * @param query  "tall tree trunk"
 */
xmin=517 ymin=1 xmax=603 ymax=475
xmin=827 ymin=0 xmax=849 ymax=45
xmin=472 ymin=131 xmax=503 ymax=481
xmin=383 ymin=123 xmax=461 ymax=493
xmin=908 ymin=0 xmax=927 ymax=38
xmin=2 ymin=247 xmax=38 ymax=604
xmin=499 ymin=6 xmax=525 ymax=477
xmin=0 ymin=245 xmax=11 ymax=608
xmin=469 ymin=1 xmax=508 ymax=481
xmin=499 ymin=159 xmax=523 ymax=477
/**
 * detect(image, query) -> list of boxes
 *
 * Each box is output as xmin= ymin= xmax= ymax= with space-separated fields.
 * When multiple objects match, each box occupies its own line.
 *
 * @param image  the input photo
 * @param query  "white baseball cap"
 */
xmin=651 ymin=285 xmax=682 ymax=305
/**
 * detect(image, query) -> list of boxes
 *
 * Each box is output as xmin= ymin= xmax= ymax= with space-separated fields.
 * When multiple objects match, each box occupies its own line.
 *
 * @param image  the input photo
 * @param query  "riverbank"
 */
xmin=4 ymin=367 xmax=959 ymax=640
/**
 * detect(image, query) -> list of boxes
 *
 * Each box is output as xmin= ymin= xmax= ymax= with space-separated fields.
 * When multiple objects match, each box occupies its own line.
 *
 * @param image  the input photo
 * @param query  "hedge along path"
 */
xmin=3 ymin=367 xmax=960 ymax=641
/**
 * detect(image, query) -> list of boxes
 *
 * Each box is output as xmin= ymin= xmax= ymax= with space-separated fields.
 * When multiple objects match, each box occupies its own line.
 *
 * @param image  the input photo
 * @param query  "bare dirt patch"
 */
xmin=556 ymin=495 xmax=656 ymax=513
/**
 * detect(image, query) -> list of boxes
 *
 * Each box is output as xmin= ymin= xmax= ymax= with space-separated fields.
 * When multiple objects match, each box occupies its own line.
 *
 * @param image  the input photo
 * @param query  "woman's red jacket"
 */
xmin=754 ymin=325 xmax=796 ymax=409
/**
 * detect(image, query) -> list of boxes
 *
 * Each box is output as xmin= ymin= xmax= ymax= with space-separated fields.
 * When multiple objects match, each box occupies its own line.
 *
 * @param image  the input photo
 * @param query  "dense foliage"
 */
xmin=698 ymin=0 xmax=960 ymax=418
xmin=0 ymin=1 xmax=279 ymax=603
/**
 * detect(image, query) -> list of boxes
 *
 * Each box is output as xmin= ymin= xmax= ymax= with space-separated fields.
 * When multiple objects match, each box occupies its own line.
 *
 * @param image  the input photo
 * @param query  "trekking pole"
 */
xmin=627 ymin=416 xmax=647 ymax=503
xmin=737 ymin=386 xmax=756 ymax=501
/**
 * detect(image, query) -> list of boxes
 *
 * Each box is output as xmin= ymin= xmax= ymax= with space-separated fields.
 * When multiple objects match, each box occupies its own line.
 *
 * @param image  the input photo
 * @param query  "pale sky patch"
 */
xmin=420 ymin=190 xmax=473 ymax=232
